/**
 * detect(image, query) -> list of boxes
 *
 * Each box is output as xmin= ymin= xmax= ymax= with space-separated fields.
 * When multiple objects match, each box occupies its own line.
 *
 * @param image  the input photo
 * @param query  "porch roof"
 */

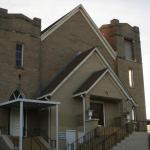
xmin=0 ymin=99 xmax=60 ymax=109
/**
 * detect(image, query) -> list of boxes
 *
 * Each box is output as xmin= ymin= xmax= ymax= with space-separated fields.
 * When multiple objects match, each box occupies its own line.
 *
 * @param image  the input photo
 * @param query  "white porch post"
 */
xmin=48 ymin=107 xmax=51 ymax=144
xmin=56 ymin=104 xmax=59 ymax=150
xmin=81 ymin=95 xmax=86 ymax=134
xmin=19 ymin=101 xmax=24 ymax=150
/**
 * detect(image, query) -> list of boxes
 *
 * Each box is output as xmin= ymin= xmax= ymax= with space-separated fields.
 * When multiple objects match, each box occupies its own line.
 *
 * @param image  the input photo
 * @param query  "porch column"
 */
xmin=19 ymin=101 xmax=24 ymax=150
xmin=56 ymin=104 xmax=59 ymax=150
xmin=81 ymin=95 xmax=86 ymax=134
xmin=48 ymin=107 xmax=51 ymax=144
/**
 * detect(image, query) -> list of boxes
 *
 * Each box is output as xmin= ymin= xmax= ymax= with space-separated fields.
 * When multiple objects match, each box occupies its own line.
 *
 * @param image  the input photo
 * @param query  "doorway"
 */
xmin=10 ymin=108 xmax=20 ymax=136
xmin=90 ymin=102 xmax=104 ymax=125
xmin=10 ymin=108 xmax=26 ymax=136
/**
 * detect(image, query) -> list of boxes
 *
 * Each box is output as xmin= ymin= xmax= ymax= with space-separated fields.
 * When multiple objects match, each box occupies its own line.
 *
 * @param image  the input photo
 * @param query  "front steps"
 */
xmin=111 ymin=132 xmax=150 ymax=150
xmin=23 ymin=136 xmax=51 ymax=150
xmin=0 ymin=135 xmax=14 ymax=150
xmin=0 ymin=134 xmax=52 ymax=150
xmin=69 ymin=121 xmax=149 ymax=150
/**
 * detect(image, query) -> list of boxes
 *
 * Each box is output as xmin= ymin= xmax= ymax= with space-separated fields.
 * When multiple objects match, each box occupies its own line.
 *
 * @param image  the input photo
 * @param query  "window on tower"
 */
xmin=124 ymin=39 xmax=134 ymax=61
xmin=128 ymin=68 xmax=134 ymax=88
xmin=16 ymin=43 xmax=24 ymax=68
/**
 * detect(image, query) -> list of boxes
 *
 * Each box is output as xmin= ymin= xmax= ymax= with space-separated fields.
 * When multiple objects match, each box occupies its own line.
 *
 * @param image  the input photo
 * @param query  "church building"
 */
xmin=0 ymin=4 xmax=147 ymax=150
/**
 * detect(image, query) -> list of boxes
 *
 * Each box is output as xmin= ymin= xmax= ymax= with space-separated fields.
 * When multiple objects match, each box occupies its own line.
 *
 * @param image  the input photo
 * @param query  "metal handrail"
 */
xmin=68 ymin=120 xmax=149 ymax=150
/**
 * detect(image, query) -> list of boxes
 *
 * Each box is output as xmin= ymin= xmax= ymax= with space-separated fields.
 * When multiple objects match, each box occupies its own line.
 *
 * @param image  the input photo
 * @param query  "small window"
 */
xmin=16 ymin=43 xmax=23 ymax=68
xmin=128 ymin=68 xmax=134 ymax=88
xmin=124 ymin=39 xmax=134 ymax=60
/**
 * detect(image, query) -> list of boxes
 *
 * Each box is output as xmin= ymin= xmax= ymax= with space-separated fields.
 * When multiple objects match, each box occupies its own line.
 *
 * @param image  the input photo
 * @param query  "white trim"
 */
xmin=37 ymin=94 xmax=51 ymax=100
xmin=81 ymin=95 xmax=86 ymax=134
xmin=19 ymin=101 xmax=23 ymax=150
xmin=0 ymin=99 xmax=19 ymax=106
xmin=0 ymin=99 xmax=60 ymax=107
xmin=56 ymin=105 xmax=59 ymax=150
xmin=41 ymin=4 xmax=117 ymax=60
xmin=48 ymin=107 xmax=51 ymax=144
xmin=79 ymin=8 xmax=117 ymax=59
xmin=22 ymin=99 xmax=60 ymax=105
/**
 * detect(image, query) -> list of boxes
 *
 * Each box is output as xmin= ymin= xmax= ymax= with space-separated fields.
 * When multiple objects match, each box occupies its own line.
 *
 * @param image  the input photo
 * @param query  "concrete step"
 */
xmin=0 ymin=134 xmax=15 ymax=150
xmin=23 ymin=136 xmax=51 ymax=150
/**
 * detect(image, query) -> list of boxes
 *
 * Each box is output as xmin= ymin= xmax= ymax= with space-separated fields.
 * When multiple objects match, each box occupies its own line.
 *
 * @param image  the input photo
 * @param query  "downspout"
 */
xmin=81 ymin=94 xmax=86 ymax=134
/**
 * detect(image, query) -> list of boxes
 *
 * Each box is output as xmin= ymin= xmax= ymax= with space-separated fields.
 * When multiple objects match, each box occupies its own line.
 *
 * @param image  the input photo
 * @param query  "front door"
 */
xmin=10 ymin=108 xmax=26 ymax=136
xmin=90 ymin=102 xmax=104 ymax=125
xmin=10 ymin=108 xmax=20 ymax=136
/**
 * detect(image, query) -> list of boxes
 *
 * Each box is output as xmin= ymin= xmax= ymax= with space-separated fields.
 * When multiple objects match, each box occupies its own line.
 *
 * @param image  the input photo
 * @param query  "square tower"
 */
xmin=100 ymin=19 xmax=146 ymax=121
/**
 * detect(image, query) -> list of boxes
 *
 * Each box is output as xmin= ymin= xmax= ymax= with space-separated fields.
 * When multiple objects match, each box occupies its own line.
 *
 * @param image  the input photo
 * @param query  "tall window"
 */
xmin=124 ymin=39 xmax=134 ymax=60
xmin=131 ymin=108 xmax=135 ymax=120
xmin=128 ymin=68 xmax=134 ymax=88
xmin=16 ymin=43 xmax=23 ymax=68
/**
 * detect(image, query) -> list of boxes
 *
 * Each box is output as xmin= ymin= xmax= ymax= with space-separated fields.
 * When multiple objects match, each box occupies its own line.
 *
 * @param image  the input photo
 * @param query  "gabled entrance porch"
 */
xmin=0 ymin=99 xmax=60 ymax=150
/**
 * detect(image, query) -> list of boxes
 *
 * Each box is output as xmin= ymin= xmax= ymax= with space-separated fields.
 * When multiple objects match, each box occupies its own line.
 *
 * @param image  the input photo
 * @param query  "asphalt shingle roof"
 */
xmin=40 ymin=48 xmax=95 ymax=96
xmin=73 ymin=68 xmax=107 ymax=96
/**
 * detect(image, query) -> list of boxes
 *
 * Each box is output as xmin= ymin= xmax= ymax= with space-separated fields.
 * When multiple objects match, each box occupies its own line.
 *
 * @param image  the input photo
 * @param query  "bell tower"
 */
xmin=100 ymin=19 xmax=146 ymax=121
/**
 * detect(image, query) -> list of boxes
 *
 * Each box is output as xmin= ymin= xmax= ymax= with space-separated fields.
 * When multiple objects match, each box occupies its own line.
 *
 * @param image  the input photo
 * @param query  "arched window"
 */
xmin=9 ymin=89 xmax=25 ymax=100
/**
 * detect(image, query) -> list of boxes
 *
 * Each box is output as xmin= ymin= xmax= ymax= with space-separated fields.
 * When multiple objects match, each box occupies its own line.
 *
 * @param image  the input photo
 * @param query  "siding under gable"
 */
xmin=90 ymin=72 xmax=126 ymax=100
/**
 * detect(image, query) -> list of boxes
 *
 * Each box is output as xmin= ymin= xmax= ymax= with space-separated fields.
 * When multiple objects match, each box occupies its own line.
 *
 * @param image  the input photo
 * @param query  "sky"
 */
xmin=0 ymin=0 xmax=150 ymax=118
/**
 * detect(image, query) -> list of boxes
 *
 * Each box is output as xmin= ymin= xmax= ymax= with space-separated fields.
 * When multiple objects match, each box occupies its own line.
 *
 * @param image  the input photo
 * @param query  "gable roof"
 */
xmin=74 ymin=69 xmax=107 ymax=96
xmin=38 ymin=47 xmax=136 ymax=106
xmin=41 ymin=4 xmax=117 ymax=60
xmin=39 ymin=48 xmax=94 ymax=98
xmin=73 ymin=68 xmax=131 ymax=100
